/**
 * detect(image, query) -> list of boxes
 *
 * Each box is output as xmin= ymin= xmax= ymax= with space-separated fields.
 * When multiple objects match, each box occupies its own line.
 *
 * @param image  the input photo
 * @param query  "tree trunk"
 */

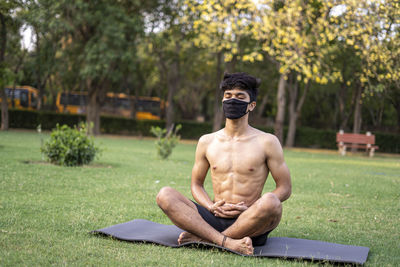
xmin=337 ymin=82 xmax=347 ymax=129
xmin=338 ymin=83 xmax=357 ymax=130
xmin=0 ymin=12 xmax=9 ymax=130
xmin=351 ymin=86 xmax=363 ymax=152
xmin=226 ymin=56 xmax=236 ymax=73
xmin=87 ymin=91 xmax=100 ymax=135
xmin=212 ymin=52 xmax=224 ymax=132
xmin=48 ymin=77 xmax=57 ymax=110
xmin=396 ymin=102 xmax=400 ymax=132
xmin=285 ymin=75 xmax=297 ymax=148
xmin=285 ymin=79 xmax=309 ymax=148
xmin=131 ymin=86 xmax=139 ymax=119
xmin=0 ymin=88 xmax=8 ymax=130
xmin=33 ymin=29 xmax=51 ymax=111
xmin=10 ymin=49 xmax=26 ymax=109
xmin=274 ymin=74 xmax=287 ymax=144
xmin=388 ymin=88 xmax=400 ymax=132
xmin=337 ymin=83 xmax=346 ymax=120
xmin=353 ymin=86 xmax=363 ymax=134
xmin=34 ymin=28 xmax=44 ymax=110
xmin=165 ymin=43 xmax=181 ymax=130
xmin=165 ymin=72 xmax=176 ymax=129
xmin=86 ymin=79 xmax=101 ymax=135
xmin=256 ymin=92 xmax=269 ymax=118
xmin=37 ymin=85 xmax=44 ymax=110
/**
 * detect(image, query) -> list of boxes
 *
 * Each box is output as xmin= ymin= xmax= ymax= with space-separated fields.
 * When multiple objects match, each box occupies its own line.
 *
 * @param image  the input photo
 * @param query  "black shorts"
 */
xmin=193 ymin=201 xmax=271 ymax=246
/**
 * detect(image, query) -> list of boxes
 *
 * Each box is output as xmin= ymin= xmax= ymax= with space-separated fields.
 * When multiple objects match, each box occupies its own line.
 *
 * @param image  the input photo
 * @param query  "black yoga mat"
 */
xmin=91 ymin=219 xmax=369 ymax=265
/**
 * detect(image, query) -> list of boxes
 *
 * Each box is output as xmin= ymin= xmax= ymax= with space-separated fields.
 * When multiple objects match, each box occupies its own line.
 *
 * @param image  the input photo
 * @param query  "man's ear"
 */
xmin=249 ymin=101 xmax=256 ymax=111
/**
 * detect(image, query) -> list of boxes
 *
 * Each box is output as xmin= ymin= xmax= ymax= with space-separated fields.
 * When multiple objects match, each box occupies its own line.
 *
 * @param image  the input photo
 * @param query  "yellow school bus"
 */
xmin=56 ymin=91 xmax=163 ymax=120
xmin=1 ymin=86 xmax=38 ymax=110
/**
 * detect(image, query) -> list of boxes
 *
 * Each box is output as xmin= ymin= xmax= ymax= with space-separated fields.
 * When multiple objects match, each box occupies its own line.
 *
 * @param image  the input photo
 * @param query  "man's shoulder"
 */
xmin=250 ymin=127 xmax=278 ymax=140
xmin=198 ymin=131 xmax=218 ymax=144
xmin=198 ymin=129 xmax=227 ymax=146
xmin=251 ymin=127 xmax=281 ymax=147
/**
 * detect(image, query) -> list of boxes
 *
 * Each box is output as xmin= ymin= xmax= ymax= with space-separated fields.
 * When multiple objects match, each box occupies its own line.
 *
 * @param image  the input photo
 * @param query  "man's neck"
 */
xmin=223 ymin=115 xmax=250 ymax=138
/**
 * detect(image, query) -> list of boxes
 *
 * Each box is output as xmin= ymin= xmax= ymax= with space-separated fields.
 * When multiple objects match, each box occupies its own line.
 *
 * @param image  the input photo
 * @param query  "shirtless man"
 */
xmin=156 ymin=72 xmax=292 ymax=255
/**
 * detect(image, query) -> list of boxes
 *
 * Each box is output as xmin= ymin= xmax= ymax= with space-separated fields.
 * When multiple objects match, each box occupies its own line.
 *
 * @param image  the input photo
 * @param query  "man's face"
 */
xmin=222 ymin=88 xmax=251 ymax=102
xmin=222 ymin=88 xmax=256 ymax=117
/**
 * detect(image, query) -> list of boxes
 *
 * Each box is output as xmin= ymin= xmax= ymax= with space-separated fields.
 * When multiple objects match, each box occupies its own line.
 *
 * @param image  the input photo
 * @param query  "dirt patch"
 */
xmin=21 ymin=160 xmax=113 ymax=168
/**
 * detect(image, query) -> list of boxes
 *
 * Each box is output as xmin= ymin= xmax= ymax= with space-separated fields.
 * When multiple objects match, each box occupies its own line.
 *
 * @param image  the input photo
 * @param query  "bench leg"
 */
xmin=340 ymin=145 xmax=346 ymax=156
xmin=369 ymin=148 xmax=375 ymax=157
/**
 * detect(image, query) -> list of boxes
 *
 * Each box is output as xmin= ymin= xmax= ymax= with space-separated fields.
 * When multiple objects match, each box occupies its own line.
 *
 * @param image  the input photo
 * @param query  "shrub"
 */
xmin=41 ymin=123 xmax=100 ymax=166
xmin=150 ymin=124 xmax=182 ymax=159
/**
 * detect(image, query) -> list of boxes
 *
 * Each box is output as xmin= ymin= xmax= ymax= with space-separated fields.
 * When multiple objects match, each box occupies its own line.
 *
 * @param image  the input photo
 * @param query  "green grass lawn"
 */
xmin=0 ymin=130 xmax=399 ymax=266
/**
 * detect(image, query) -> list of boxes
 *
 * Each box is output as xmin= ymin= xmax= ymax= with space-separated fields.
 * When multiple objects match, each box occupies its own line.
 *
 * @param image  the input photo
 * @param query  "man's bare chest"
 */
xmin=206 ymin=140 xmax=267 ymax=175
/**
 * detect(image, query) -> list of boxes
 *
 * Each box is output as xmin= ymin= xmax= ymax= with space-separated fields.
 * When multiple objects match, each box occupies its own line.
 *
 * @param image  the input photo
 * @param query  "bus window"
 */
xmin=137 ymin=99 xmax=161 ymax=117
xmin=31 ymin=93 xmax=37 ymax=108
xmin=102 ymin=95 xmax=131 ymax=117
xmin=5 ymin=88 xmax=20 ymax=100
xmin=116 ymin=98 xmax=131 ymax=109
xmin=20 ymin=90 xmax=29 ymax=107
xmin=60 ymin=93 xmax=87 ymax=106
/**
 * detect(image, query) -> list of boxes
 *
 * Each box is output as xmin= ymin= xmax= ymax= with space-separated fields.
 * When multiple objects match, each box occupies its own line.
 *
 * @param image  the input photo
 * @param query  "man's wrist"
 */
xmin=207 ymin=203 xmax=213 ymax=212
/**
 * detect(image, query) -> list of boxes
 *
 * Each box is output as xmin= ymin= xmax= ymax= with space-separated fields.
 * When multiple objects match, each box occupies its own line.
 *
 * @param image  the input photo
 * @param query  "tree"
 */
xmin=254 ymin=0 xmax=337 ymax=146
xmin=0 ymin=0 xmax=23 ymax=131
xmin=47 ymin=0 xmax=147 ymax=135
xmin=327 ymin=44 xmax=362 ymax=131
xmin=0 ymin=6 xmax=8 ymax=130
xmin=146 ymin=4 xmax=180 ymax=129
xmin=183 ymin=0 xmax=260 ymax=131
xmin=24 ymin=0 xmax=59 ymax=110
xmin=332 ymin=0 xmax=400 ymax=134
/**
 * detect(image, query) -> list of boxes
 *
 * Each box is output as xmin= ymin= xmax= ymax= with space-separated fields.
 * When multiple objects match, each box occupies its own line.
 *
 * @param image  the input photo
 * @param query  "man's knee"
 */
xmin=156 ymin=186 xmax=176 ymax=209
xmin=256 ymin=193 xmax=282 ymax=218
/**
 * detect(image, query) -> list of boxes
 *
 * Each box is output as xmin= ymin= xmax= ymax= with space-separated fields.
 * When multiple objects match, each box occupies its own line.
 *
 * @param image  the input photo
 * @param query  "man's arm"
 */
xmin=191 ymin=135 xmax=214 ymax=210
xmin=265 ymin=135 xmax=292 ymax=202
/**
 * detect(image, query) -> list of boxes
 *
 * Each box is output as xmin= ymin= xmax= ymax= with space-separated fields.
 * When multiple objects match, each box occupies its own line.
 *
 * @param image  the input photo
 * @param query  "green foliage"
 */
xmin=2 ymin=0 xmax=399 ymax=140
xmin=150 ymin=124 xmax=182 ymax=159
xmin=174 ymin=120 xmax=212 ymax=140
xmin=41 ymin=123 xmax=99 ymax=166
xmin=295 ymin=127 xmax=337 ymax=149
xmin=2 ymin=109 xmax=400 ymax=153
xmin=100 ymin=115 xmax=164 ymax=136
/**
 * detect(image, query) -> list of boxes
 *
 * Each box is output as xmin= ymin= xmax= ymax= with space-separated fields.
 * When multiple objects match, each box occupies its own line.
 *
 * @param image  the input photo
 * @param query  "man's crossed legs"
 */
xmin=156 ymin=187 xmax=282 ymax=255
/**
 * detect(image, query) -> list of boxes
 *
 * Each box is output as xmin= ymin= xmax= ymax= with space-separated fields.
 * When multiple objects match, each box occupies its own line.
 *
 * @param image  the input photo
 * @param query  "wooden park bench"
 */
xmin=336 ymin=130 xmax=379 ymax=157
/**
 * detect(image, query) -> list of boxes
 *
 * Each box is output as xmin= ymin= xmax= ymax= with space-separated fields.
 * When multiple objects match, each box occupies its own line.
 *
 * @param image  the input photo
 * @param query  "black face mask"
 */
xmin=222 ymin=98 xmax=250 ymax=119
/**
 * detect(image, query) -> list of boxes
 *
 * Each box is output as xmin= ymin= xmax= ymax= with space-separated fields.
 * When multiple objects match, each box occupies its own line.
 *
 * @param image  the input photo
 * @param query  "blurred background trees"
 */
xmin=0 ymin=0 xmax=399 ymax=143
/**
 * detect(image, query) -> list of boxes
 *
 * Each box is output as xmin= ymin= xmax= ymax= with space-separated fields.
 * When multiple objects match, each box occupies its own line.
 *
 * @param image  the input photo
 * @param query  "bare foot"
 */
xmin=224 ymin=237 xmax=254 ymax=255
xmin=178 ymin=232 xmax=253 ymax=255
xmin=178 ymin=231 xmax=204 ymax=244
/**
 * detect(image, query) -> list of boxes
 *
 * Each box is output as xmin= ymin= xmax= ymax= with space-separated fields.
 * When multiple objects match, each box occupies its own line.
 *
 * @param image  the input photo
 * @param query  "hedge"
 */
xmin=1 ymin=109 xmax=399 ymax=153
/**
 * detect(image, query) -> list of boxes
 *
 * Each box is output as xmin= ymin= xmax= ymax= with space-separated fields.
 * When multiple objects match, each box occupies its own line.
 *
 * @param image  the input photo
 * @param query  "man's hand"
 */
xmin=209 ymin=200 xmax=248 ymax=218
xmin=208 ymin=199 xmax=225 ymax=214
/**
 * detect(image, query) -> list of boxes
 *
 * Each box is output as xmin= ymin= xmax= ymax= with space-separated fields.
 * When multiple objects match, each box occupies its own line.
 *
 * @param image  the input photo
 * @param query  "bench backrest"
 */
xmin=336 ymin=132 xmax=375 ymax=145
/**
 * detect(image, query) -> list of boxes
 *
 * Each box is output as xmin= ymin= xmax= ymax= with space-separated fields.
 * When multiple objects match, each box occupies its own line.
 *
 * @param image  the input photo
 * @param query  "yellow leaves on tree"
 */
xmin=333 ymin=0 xmax=400 ymax=90
xmin=183 ymin=0 xmax=258 ymax=62
xmin=183 ymin=0 xmax=399 ymax=90
xmin=252 ymin=0 xmax=335 ymax=84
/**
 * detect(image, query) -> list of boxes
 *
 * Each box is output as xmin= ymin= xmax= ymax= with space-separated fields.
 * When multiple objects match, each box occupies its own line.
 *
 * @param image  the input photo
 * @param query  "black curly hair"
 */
xmin=219 ymin=72 xmax=261 ymax=102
